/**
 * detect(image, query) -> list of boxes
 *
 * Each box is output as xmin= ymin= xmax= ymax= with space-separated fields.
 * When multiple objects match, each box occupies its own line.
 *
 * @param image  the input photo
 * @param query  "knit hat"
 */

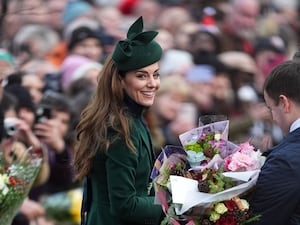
xmin=62 ymin=1 xmax=93 ymax=26
xmin=199 ymin=7 xmax=219 ymax=34
xmin=0 ymin=49 xmax=14 ymax=66
xmin=68 ymin=26 xmax=101 ymax=51
xmin=160 ymin=49 xmax=193 ymax=76
xmin=185 ymin=65 xmax=215 ymax=83
xmin=118 ymin=0 xmax=140 ymax=15
xmin=112 ymin=16 xmax=162 ymax=71
xmin=254 ymin=36 xmax=286 ymax=55
xmin=61 ymin=54 xmax=92 ymax=89
xmin=71 ymin=61 xmax=103 ymax=82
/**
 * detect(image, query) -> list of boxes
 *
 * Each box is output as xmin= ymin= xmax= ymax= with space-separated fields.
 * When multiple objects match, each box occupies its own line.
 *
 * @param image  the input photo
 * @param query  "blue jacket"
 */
xmin=250 ymin=127 xmax=300 ymax=225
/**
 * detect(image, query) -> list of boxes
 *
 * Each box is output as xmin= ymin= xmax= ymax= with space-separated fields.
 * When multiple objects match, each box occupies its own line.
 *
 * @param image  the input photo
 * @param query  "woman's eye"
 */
xmin=153 ymin=73 xmax=160 ymax=79
xmin=137 ymin=74 xmax=147 ymax=79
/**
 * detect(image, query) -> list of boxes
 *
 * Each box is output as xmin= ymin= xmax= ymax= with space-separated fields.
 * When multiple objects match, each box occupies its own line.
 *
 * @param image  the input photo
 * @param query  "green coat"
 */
xmin=86 ymin=115 xmax=163 ymax=225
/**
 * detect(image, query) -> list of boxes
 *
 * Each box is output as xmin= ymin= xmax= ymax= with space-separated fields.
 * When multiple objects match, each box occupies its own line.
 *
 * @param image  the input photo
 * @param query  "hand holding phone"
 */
xmin=35 ymin=104 xmax=51 ymax=124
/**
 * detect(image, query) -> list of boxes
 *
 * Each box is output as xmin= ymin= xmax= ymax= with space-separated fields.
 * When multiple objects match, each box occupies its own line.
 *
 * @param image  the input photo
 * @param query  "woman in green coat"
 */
xmin=73 ymin=17 xmax=164 ymax=225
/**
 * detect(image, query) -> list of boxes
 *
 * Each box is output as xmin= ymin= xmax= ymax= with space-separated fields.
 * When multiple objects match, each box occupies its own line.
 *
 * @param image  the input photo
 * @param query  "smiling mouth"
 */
xmin=142 ymin=91 xmax=155 ymax=97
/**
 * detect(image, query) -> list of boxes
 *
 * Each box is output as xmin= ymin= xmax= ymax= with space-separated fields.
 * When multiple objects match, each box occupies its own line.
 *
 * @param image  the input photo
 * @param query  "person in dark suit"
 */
xmin=72 ymin=17 xmax=164 ymax=225
xmin=249 ymin=55 xmax=300 ymax=224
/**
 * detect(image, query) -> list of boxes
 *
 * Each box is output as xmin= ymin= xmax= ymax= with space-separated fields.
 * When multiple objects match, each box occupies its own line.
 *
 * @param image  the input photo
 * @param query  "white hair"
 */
xmin=13 ymin=24 xmax=59 ymax=57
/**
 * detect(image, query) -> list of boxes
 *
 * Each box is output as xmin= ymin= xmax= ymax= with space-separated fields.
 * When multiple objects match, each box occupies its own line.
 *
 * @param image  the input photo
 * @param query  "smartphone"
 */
xmin=35 ymin=104 xmax=51 ymax=124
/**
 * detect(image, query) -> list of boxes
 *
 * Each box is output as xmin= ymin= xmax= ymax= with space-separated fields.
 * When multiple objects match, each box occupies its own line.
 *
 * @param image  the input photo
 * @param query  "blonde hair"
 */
xmin=157 ymin=74 xmax=190 ymax=100
xmin=72 ymin=55 xmax=135 ymax=180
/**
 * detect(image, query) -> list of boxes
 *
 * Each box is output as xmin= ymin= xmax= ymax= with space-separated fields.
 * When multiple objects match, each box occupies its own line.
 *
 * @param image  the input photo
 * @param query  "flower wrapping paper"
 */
xmin=0 ymin=147 xmax=42 ymax=225
xmin=170 ymin=170 xmax=259 ymax=215
xmin=151 ymin=119 xmax=266 ymax=225
xmin=179 ymin=120 xmax=230 ymax=146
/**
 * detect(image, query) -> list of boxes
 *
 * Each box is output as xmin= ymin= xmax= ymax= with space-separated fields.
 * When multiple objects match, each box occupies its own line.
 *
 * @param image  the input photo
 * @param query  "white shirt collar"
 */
xmin=290 ymin=118 xmax=300 ymax=132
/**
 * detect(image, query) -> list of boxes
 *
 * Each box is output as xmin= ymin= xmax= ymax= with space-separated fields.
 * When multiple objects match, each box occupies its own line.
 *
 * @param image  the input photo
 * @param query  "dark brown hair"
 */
xmin=263 ymin=60 xmax=300 ymax=105
xmin=72 ymin=54 xmax=135 ymax=180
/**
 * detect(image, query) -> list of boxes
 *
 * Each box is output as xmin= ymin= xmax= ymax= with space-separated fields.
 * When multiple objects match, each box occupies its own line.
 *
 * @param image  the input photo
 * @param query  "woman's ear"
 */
xmin=118 ymin=74 xmax=125 ymax=89
xmin=279 ymin=94 xmax=291 ymax=113
xmin=118 ymin=73 xmax=123 ymax=80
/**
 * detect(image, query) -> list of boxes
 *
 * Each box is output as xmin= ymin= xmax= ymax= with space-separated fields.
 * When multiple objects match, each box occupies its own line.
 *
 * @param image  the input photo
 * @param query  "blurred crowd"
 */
xmin=0 ymin=0 xmax=299 ymax=224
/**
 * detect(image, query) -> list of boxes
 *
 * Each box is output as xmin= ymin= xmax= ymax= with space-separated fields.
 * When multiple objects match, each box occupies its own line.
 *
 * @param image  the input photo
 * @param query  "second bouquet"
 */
xmin=151 ymin=119 xmax=265 ymax=225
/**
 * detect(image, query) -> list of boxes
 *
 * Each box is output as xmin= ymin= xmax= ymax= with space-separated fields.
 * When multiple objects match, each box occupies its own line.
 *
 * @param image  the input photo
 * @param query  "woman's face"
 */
xmin=153 ymin=92 xmax=183 ymax=121
xmin=71 ymin=38 xmax=103 ymax=62
xmin=51 ymin=110 xmax=70 ymax=138
xmin=22 ymin=74 xmax=44 ymax=104
xmin=121 ymin=63 xmax=160 ymax=107
xmin=18 ymin=108 xmax=35 ymax=128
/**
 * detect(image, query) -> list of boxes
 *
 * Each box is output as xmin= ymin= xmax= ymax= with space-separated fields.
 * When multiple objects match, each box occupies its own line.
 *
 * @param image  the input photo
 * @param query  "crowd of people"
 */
xmin=0 ymin=0 xmax=299 ymax=224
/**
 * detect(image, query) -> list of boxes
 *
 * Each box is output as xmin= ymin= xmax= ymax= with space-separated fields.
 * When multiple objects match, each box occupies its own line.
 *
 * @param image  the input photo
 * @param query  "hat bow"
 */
xmin=114 ymin=17 xmax=158 ymax=61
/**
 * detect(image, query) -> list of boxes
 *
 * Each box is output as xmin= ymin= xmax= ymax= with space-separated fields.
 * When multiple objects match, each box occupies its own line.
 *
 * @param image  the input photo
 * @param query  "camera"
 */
xmin=4 ymin=118 xmax=18 ymax=137
xmin=35 ymin=104 xmax=52 ymax=124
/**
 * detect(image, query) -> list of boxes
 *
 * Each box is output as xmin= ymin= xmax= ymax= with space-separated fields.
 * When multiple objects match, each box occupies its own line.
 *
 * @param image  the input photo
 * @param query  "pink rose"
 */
xmin=227 ymin=152 xmax=258 ymax=171
xmin=239 ymin=142 xmax=255 ymax=155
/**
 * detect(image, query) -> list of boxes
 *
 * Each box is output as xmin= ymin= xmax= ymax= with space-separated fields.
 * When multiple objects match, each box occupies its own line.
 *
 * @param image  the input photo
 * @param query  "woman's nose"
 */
xmin=147 ymin=76 xmax=159 ymax=87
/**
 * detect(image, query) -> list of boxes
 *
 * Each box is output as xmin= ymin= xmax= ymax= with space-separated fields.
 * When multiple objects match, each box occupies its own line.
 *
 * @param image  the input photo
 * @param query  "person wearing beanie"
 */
xmin=0 ymin=49 xmax=15 ymax=78
xmin=254 ymin=35 xmax=287 ymax=80
xmin=67 ymin=26 xmax=104 ymax=63
xmin=61 ymin=53 xmax=103 ymax=91
xmin=62 ymin=0 xmax=94 ymax=27
xmin=60 ymin=54 xmax=92 ymax=90
xmin=73 ymin=16 xmax=164 ymax=225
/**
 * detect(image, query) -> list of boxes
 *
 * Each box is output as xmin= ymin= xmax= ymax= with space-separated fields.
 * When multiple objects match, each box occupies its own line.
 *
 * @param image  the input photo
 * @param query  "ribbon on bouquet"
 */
xmin=157 ymin=187 xmax=195 ymax=225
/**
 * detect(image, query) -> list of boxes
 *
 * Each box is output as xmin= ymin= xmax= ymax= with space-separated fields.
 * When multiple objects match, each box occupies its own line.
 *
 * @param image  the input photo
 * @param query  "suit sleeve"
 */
xmin=249 ymin=154 xmax=300 ymax=225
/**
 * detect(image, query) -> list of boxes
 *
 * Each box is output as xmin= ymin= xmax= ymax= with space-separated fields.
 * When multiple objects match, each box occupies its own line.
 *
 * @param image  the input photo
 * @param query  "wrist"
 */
xmin=32 ymin=143 xmax=48 ymax=160
xmin=53 ymin=139 xmax=65 ymax=154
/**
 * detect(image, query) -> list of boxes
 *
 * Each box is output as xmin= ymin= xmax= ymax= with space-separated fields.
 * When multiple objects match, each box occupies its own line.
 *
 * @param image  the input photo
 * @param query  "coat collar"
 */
xmin=123 ymin=93 xmax=145 ymax=118
xmin=124 ymin=93 xmax=156 ymax=164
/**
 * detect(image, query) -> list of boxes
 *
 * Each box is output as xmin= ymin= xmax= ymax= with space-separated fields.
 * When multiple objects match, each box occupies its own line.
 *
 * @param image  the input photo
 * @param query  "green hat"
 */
xmin=112 ymin=16 xmax=162 ymax=71
xmin=0 ymin=49 xmax=14 ymax=66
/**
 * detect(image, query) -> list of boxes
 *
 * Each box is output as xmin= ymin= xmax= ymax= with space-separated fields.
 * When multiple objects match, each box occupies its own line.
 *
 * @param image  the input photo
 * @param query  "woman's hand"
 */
xmin=19 ymin=198 xmax=45 ymax=221
xmin=34 ymin=119 xmax=65 ymax=153
xmin=3 ymin=117 xmax=41 ymax=149
xmin=14 ymin=118 xmax=41 ymax=149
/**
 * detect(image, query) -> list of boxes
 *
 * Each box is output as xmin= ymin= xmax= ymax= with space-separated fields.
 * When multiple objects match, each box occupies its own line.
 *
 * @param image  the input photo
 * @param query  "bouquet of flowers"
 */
xmin=41 ymin=188 xmax=83 ymax=225
xmin=151 ymin=119 xmax=265 ymax=225
xmin=0 ymin=146 xmax=43 ymax=225
xmin=179 ymin=120 xmax=233 ymax=168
